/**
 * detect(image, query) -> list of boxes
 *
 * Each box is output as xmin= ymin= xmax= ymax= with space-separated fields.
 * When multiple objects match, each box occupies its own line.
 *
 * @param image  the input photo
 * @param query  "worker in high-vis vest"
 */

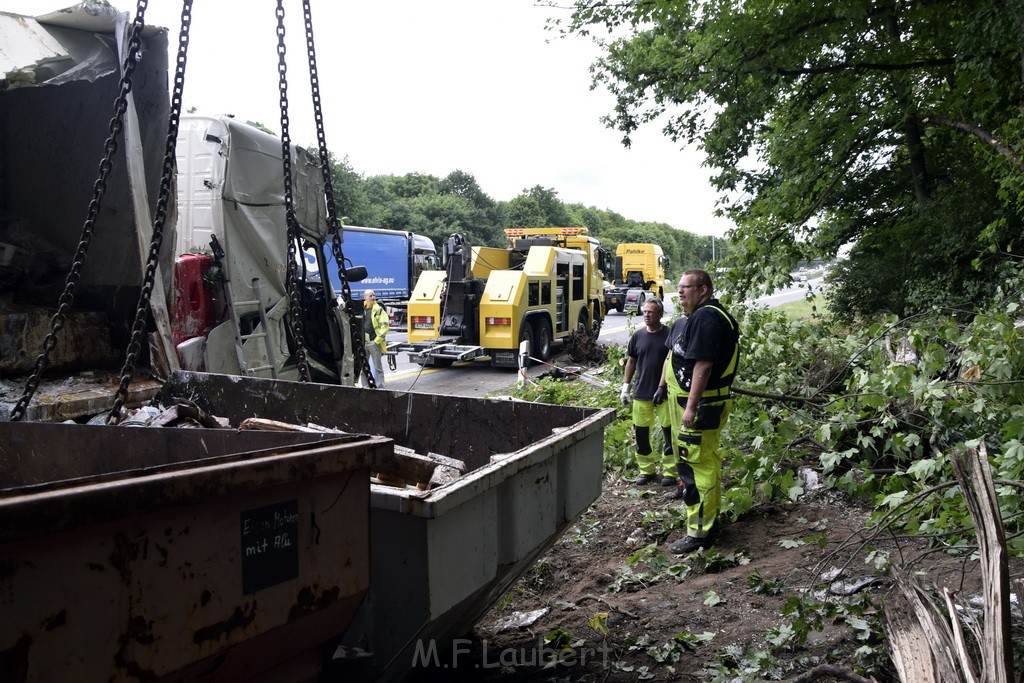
xmin=361 ymin=290 xmax=390 ymax=388
xmin=620 ymin=297 xmax=676 ymax=487
xmin=654 ymin=268 xmax=739 ymax=555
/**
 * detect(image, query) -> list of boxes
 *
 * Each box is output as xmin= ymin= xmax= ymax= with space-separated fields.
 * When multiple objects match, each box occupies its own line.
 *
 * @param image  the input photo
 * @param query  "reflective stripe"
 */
xmin=681 ymin=385 xmax=730 ymax=399
xmin=703 ymin=304 xmax=739 ymax=382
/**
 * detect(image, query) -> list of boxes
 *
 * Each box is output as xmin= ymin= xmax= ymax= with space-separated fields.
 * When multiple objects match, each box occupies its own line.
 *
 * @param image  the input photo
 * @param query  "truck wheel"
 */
xmin=532 ymin=318 xmax=553 ymax=361
xmin=615 ymin=302 xmax=624 ymax=313
xmin=519 ymin=322 xmax=536 ymax=367
xmin=577 ymin=310 xmax=596 ymax=339
xmin=658 ymin=287 xmax=664 ymax=300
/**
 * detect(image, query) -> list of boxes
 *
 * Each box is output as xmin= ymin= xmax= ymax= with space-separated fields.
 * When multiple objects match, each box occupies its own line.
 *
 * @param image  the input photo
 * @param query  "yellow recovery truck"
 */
xmin=604 ymin=242 xmax=669 ymax=314
xmin=394 ymin=227 xmax=609 ymax=367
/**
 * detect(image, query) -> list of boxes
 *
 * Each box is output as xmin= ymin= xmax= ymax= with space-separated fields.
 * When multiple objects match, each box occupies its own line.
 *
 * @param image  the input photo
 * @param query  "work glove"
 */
xmin=619 ymin=382 xmax=630 ymax=406
xmin=653 ymin=385 xmax=668 ymax=406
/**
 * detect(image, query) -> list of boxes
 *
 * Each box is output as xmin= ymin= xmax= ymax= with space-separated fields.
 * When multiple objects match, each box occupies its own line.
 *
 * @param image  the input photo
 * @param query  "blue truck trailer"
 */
xmin=309 ymin=226 xmax=437 ymax=326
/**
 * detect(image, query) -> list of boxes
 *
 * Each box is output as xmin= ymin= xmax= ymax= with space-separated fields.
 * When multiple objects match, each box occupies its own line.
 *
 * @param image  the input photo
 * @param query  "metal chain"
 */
xmin=275 ymin=0 xmax=311 ymax=382
xmin=108 ymin=0 xmax=194 ymax=423
xmin=9 ymin=1 xmax=149 ymax=422
xmin=300 ymin=0 xmax=374 ymax=387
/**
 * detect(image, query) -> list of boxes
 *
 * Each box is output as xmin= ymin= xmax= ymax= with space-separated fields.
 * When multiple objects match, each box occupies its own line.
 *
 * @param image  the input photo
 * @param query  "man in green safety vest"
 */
xmin=654 ymin=269 xmax=740 ymax=555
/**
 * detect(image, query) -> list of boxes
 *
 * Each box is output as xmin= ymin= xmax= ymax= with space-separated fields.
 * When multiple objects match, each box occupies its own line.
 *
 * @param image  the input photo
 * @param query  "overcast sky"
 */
xmin=4 ymin=0 xmax=733 ymax=237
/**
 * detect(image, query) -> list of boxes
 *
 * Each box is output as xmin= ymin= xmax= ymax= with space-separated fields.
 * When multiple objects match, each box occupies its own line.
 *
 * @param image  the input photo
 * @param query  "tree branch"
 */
xmin=924 ymin=116 xmax=1023 ymax=167
xmin=785 ymin=664 xmax=875 ymax=683
xmin=732 ymin=385 xmax=826 ymax=406
xmin=777 ymin=56 xmax=957 ymax=77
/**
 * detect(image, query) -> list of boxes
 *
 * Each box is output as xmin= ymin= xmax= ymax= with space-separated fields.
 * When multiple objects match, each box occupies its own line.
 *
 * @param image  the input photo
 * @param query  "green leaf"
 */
xmin=703 ymin=590 xmax=724 ymax=606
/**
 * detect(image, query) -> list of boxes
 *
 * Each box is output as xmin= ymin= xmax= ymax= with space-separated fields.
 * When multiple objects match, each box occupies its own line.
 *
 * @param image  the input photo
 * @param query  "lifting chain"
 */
xmin=9 ymin=1 xmax=149 ymax=422
xmin=274 ymin=0 xmax=312 ymax=383
xmin=298 ymin=0 xmax=375 ymax=387
xmin=108 ymin=0 xmax=194 ymax=423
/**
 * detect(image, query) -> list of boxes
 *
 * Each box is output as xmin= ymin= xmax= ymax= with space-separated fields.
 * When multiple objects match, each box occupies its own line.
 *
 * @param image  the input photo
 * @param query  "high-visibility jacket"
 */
xmin=364 ymin=302 xmax=389 ymax=352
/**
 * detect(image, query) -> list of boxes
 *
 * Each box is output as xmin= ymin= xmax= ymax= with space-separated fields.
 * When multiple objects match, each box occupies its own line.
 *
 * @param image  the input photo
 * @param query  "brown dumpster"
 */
xmin=0 ymin=422 xmax=389 ymax=681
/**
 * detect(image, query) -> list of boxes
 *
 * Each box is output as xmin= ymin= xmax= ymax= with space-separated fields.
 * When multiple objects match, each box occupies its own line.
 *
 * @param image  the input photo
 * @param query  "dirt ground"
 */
xmin=430 ymin=474 xmax=997 ymax=682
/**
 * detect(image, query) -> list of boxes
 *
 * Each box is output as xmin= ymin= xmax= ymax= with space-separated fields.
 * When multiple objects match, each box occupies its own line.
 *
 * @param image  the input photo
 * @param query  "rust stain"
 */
xmin=114 ymin=616 xmax=158 ymax=681
xmin=126 ymin=615 xmax=156 ymax=645
xmin=42 ymin=610 xmax=66 ymax=632
xmin=0 ymin=633 xmax=31 ymax=683
xmin=155 ymin=543 xmax=169 ymax=568
xmin=288 ymin=585 xmax=340 ymax=622
xmin=193 ymin=604 xmax=257 ymax=644
xmin=0 ymin=559 xmax=15 ymax=581
xmin=109 ymin=531 xmax=148 ymax=585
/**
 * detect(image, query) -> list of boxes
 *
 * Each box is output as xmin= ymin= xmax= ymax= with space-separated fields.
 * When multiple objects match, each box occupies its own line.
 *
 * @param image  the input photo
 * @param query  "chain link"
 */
xmin=275 ymin=0 xmax=312 ymax=383
xmin=9 ymin=1 xmax=149 ymax=422
xmin=300 ymin=0 xmax=374 ymax=387
xmin=108 ymin=0 xmax=194 ymax=423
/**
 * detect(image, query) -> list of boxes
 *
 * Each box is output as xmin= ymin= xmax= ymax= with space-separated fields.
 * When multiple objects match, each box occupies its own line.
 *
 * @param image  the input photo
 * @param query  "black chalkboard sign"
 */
xmin=240 ymin=499 xmax=299 ymax=594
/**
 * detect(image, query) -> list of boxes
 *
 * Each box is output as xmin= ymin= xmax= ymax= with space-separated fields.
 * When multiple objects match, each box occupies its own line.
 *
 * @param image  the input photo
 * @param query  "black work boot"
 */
xmin=663 ymin=482 xmax=699 ymax=505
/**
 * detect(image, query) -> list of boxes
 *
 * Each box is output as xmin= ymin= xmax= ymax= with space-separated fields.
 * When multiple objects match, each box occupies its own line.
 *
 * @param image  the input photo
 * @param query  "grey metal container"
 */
xmin=159 ymin=371 xmax=615 ymax=681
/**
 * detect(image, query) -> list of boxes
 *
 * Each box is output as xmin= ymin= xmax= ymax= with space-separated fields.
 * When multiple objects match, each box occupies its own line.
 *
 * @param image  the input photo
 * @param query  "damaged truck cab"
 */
xmin=0 ymin=9 xmax=357 ymax=421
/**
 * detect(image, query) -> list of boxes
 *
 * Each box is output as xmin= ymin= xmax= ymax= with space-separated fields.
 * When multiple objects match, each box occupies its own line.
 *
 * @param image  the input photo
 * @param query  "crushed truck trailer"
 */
xmin=0 ymin=4 xmax=615 ymax=681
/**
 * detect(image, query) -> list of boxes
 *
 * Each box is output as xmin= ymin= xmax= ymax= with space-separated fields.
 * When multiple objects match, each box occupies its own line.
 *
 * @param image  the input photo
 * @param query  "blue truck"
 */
xmin=306 ymin=226 xmax=437 ymax=327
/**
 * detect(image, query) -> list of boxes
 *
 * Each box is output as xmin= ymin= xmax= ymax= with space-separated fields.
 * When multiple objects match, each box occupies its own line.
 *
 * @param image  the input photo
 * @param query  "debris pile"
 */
xmin=75 ymin=398 xmax=469 ymax=492
xmin=563 ymin=331 xmax=608 ymax=365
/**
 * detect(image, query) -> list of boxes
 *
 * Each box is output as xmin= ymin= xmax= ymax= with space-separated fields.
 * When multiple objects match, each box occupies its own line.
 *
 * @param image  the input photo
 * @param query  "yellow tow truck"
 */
xmin=604 ymin=242 xmax=669 ymax=314
xmin=394 ymin=228 xmax=609 ymax=367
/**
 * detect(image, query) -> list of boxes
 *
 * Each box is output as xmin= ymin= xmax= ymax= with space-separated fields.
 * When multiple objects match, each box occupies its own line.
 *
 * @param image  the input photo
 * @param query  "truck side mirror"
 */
xmin=345 ymin=266 xmax=368 ymax=282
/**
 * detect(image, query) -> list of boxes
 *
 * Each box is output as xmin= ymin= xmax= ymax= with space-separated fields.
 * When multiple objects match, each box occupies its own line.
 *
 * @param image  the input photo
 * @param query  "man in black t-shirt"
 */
xmin=655 ymin=269 xmax=739 ymax=555
xmin=621 ymin=298 xmax=675 ymax=486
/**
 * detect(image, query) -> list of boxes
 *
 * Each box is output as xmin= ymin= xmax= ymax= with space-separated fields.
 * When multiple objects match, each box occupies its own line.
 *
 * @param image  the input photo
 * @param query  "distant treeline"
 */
xmin=325 ymin=159 xmax=730 ymax=279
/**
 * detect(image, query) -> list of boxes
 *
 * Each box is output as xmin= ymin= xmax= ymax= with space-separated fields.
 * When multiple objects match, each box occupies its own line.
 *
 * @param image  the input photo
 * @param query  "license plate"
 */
xmin=412 ymin=322 xmax=433 ymax=330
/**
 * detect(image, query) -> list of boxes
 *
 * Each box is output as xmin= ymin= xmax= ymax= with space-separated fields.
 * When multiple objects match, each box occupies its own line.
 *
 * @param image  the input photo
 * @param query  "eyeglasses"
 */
xmin=678 ymin=284 xmax=701 ymax=290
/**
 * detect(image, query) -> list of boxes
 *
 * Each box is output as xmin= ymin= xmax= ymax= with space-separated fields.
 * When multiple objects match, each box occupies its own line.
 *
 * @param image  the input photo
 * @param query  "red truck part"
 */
xmin=171 ymin=253 xmax=216 ymax=347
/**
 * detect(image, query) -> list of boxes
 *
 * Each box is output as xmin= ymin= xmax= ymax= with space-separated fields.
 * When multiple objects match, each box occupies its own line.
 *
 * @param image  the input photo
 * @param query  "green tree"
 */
xmin=504 ymin=186 xmax=583 ymax=228
xmin=561 ymin=0 xmax=1024 ymax=318
xmin=327 ymin=153 xmax=374 ymax=226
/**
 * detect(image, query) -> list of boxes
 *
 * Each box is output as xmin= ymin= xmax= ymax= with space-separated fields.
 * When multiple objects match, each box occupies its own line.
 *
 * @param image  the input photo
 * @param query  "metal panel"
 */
xmin=0 ymin=422 xmax=388 ymax=681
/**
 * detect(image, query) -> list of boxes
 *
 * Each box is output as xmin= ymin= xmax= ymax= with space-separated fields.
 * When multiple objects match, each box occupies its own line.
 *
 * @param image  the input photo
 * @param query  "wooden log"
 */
xmin=887 ymin=572 xmax=963 ymax=682
xmin=372 ymin=446 xmax=467 ymax=487
xmin=237 ymin=417 xmax=338 ymax=433
xmin=952 ymin=442 xmax=1013 ymax=682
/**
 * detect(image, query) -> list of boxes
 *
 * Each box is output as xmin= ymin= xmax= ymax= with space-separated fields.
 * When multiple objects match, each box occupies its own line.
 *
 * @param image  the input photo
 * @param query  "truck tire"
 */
xmin=577 ymin=310 xmax=600 ymax=340
xmin=519 ymin=322 xmax=536 ymax=367
xmin=615 ymin=302 xmax=624 ymax=313
xmin=532 ymin=317 xmax=553 ymax=361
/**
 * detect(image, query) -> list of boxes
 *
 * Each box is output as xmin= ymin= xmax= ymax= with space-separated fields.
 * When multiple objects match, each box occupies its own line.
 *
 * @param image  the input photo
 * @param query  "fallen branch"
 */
xmin=732 ymin=385 xmax=825 ymax=406
xmin=785 ymin=664 xmax=874 ymax=682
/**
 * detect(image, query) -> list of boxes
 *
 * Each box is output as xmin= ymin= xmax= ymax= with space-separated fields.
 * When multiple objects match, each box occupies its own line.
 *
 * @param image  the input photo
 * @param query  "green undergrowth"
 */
xmin=512 ymin=261 xmax=1024 ymax=550
xmin=506 ymin=261 xmax=1024 ymax=679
